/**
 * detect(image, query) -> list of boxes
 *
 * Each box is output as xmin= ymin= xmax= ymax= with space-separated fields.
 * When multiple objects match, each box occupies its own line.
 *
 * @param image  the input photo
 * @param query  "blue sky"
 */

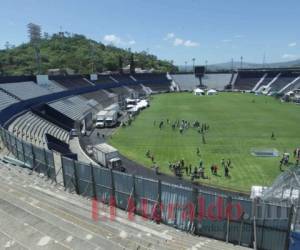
xmin=1 ymin=0 xmax=299 ymax=65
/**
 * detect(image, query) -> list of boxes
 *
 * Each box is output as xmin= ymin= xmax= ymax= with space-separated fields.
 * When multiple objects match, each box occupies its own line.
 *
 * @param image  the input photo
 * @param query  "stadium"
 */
xmin=1 ymin=1 xmax=300 ymax=250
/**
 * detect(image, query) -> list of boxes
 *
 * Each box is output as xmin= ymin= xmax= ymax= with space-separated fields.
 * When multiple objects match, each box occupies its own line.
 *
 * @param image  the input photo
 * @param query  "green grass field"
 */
xmin=109 ymin=92 xmax=300 ymax=192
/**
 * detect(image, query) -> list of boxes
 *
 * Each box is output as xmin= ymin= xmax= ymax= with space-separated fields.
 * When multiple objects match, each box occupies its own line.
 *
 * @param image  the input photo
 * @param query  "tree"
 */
xmin=5 ymin=41 xmax=10 ymax=50
xmin=130 ymin=53 xmax=135 ymax=74
xmin=118 ymin=56 xmax=123 ymax=74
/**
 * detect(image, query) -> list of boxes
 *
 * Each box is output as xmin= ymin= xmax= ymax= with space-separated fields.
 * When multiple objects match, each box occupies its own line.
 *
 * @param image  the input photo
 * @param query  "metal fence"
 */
xmin=0 ymin=126 xmax=293 ymax=250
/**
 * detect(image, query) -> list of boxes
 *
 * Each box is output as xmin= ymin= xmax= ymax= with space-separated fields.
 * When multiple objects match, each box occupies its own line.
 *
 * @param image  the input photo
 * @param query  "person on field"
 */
xmin=179 ymin=126 xmax=183 ymax=134
xmin=196 ymin=147 xmax=200 ymax=156
xmin=221 ymin=159 xmax=225 ymax=168
xmin=213 ymin=164 xmax=218 ymax=175
xmin=151 ymin=155 xmax=155 ymax=163
xmin=180 ymin=159 xmax=185 ymax=168
xmin=202 ymin=134 xmax=206 ymax=144
xmin=210 ymin=165 xmax=214 ymax=174
xmin=271 ymin=132 xmax=275 ymax=140
xmin=189 ymin=164 xmax=192 ymax=175
xmin=146 ymin=149 xmax=150 ymax=158
xmin=155 ymin=164 xmax=160 ymax=175
xmin=225 ymin=165 xmax=229 ymax=177
xmin=159 ymin=121 xmax=164 ymax=129
xmin=227 ymin=159 xmax=232 ymax=168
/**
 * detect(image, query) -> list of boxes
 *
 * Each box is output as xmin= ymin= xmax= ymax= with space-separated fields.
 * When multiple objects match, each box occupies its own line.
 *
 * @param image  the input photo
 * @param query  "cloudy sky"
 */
xmin=1 ymin=0 xmax=299 ymax=65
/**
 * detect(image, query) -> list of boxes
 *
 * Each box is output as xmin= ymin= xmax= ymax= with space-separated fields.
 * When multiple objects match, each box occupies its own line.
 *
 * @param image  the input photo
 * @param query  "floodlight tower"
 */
xmin=27 ymin=23 xmax=42 ymax=74
xmin=184 ymin=61 xmax=187 ymax=72
xmin=192 ymin=58 xmax=196 ymax=71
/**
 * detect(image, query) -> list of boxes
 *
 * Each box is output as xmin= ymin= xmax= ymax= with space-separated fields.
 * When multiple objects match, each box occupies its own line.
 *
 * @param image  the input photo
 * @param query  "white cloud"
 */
xmin=222 ymin=39 xmax=232 ymax=43
xmin=282 ymin=54 xmax=297 ymax=59
xmin=166 ymin=33 xmax=199 ymax=47
xmin=128 ymin=40 xmax=136 ymax=45
xmin=164 ymin=33 xmax=175 ymax=40
xmin=288 ymin=42 xmax=297 ymax=47
xmin=173 ymin=38 xmax=184 ymax=46
xmin=103 ymin=34 xmax=121 ymax=45
xmin=103 ymin=34 xmax=136 ymax=46
xmin=184 ymin=40 xmax=199 ymax=47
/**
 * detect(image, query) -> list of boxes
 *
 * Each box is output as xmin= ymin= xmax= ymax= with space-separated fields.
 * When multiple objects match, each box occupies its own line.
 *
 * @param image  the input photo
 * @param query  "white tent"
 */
xmin=285 ymin=91 xmax=294 ymax=96
xmin=193 ymin=88 xmax=204 ymax=96
xmin=207 ymin=89 xmax=218 ymax=95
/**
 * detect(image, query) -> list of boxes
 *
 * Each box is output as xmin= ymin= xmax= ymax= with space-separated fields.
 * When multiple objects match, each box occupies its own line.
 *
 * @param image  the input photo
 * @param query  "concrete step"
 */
xmin=0 ymin=163 xmax=251 ymax=250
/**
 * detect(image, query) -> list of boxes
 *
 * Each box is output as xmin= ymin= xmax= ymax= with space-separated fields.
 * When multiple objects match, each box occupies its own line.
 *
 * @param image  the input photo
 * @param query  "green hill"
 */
xmin=0 ymin=33 xmax=177 ymax=76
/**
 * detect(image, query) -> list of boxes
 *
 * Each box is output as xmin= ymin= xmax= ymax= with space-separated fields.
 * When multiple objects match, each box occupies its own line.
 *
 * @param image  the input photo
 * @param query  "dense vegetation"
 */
xmin=110 ymin=93 xmax=300 ymax=192
xmin=0 ymin=32 xmax=177 ymax=75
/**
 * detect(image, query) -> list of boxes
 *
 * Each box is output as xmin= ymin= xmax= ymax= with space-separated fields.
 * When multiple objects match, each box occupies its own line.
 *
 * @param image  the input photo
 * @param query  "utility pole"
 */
xmin=184 ymin=61 xmax=187 ymax=72
xmin=262 ymin=53 xmax=266 ymax=68
xmin=90 ymin=42 xmax=96 ymax=73
xmin=231 ymin=58 xmax=234 ymax=71
xmin=240 ymin=56 xmax=243 ymax=69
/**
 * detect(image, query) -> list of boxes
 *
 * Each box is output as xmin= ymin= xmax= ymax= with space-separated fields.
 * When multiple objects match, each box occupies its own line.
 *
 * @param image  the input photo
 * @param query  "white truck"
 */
xmin=95 ymin=110 xmax=108 ymax=128
xmin=105 ymin=110 xmax=118 ymax=127
xmin=93 ymin=143 xmax=124 ymax=171
xmin=104 ymin=103 xmax=120 ymax=114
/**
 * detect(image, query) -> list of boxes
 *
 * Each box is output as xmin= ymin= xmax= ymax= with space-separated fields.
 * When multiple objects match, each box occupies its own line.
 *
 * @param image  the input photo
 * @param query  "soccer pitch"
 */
xmin=109 ymin=92 xmax=300 ymax=192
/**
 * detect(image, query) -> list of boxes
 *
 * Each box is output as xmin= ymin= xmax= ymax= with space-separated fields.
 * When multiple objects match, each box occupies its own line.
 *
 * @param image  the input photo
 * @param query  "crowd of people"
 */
xmin=146 ymin=119 xmax=235 ymax=181
xmin=279 ymin=148 xmax=300 ymax=171
xmin=155 ymin=119 xmax=209 ymax=136
xmin=146 ymin=149 xmax=232 ymax=181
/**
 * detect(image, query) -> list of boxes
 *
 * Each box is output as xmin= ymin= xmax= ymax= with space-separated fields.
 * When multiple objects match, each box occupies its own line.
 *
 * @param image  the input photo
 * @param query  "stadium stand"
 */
xmin=137 ymin=74 xmax=171 ymax=92
xmin=280 ymin=76 xmax=300 ymax=93
xmin=9 ymin=111 xmax=69 ymax=146
xmin=171 ymin=74 xmax=200 ymax=91
xmin=113 ymin=74 xmax=137 ymax=84
xmin=0 ymin=162 xmax=250 ymax=250
xmin=92 ymin=75 xmax=116 ymax=84
xmin=109 ymin=86 xmax=133 ymax=97
xmin=81 ymin=89 xmax=117 ymax=108
xmin=49 ymin=96 xmax=92 ymax=121
xmin=42 ymin=80 xmax=66 ymax=93
xmin=233 ymin=71 xmax=265 ymax=90
xmin=202 ymin=73 xmax=232 ymax=90
xmin=0 ymin=81 xmax=51 ymax=100
xmin=128 ymin=84 xmax=148 ymax=96
xmin=252 ymin=72 xmax=277 ymax=91
xmin=49 ymin=75 xmax=93 ymax=89
xmin=0 ymin=89 xmax=19 ymax=111
xmin=269 ymin=72 xmax=300 ymax=93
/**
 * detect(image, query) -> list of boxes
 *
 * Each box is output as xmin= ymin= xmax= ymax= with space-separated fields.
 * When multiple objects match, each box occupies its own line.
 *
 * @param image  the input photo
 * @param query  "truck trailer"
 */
xmin=95 ymin=110 xmax=108 ymax=128
xmin=105 ymin=110 xmax=118 ymax=127
xmin=93 ymin=143 xmax=124 ymax=171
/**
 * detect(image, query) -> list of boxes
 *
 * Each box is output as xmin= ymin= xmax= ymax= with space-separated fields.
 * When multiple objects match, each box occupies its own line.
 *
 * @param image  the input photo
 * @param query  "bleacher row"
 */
xmin=171 ymin=73 xmax=233 ymax=91
xmin=48 ymin=96 xmax=92 ymax=121
xmin=8 ymin=111 xmax=69 ymax=147
xmin=0 ymin=74 xmax=171 ymax=148
xmin=233 ymin=70 xmax=300 ymax=94
xmin=0 ymin=89 xmax=19 ymax=111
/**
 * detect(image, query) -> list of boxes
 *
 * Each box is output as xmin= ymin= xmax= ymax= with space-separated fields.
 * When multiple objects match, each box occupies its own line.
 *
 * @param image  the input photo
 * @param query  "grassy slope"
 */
xmin=109 ymin=93 xmax=300 ymax=192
